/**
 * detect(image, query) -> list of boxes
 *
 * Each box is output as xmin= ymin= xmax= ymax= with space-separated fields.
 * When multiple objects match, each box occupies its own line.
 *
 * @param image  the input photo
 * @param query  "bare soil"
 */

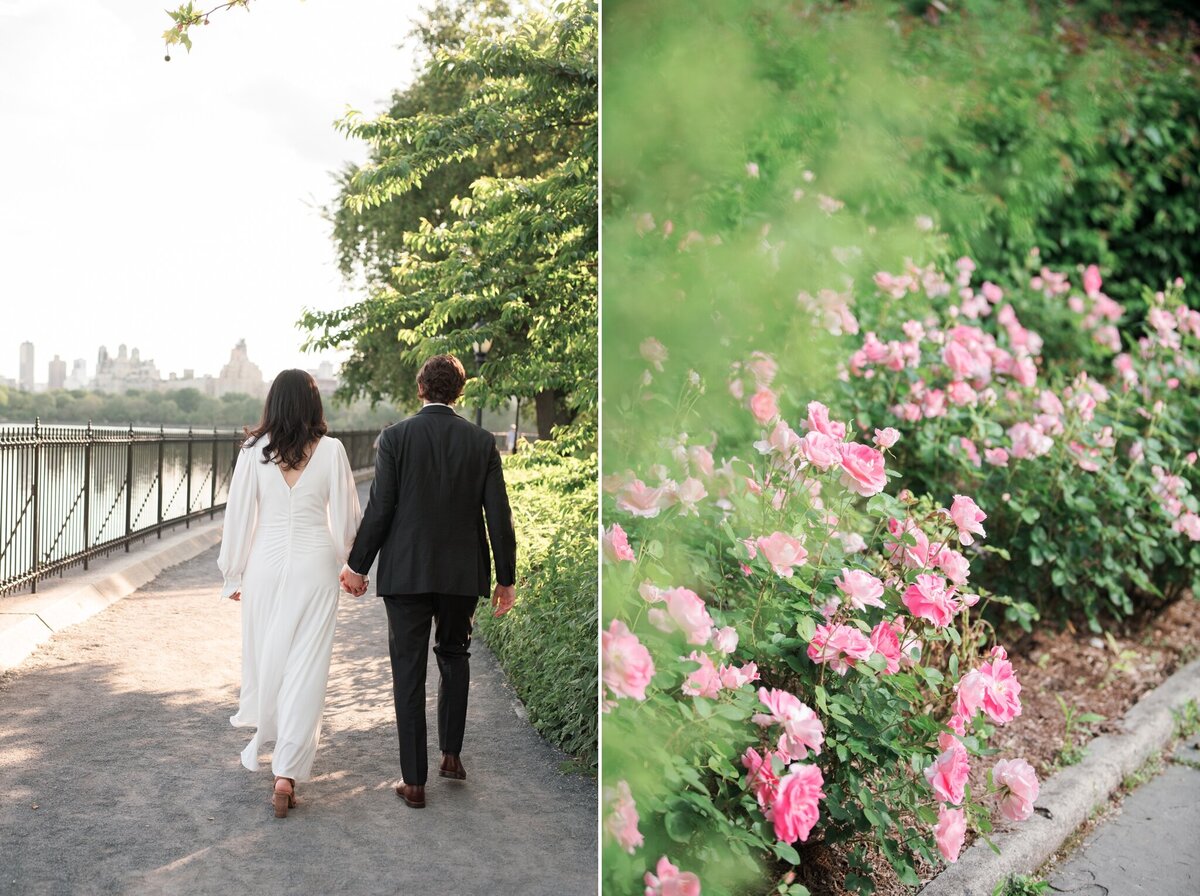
xmin=803 ymin=594 xmax=1200 ymax=896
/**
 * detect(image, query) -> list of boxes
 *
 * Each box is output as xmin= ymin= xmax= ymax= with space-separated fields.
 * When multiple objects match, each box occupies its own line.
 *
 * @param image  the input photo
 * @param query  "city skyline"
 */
xmin=1 ymin=0 xmax=426 ymax=389
xmin=3 ymin=338 xmax=338 ymax=393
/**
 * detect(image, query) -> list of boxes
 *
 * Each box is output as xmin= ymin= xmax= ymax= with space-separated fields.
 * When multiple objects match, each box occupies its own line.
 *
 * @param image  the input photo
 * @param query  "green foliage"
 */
xmin=0 ymin=387 xmax=401 ymax=429
xmin=1052 ymin=696 xmax=1105 ymax=768
xmin=302 ymin=0 xmax=597 ymax=443
xmin=476 ymin=446 xmax=598 ymax=768
xmin=991 ymin=875 xmax=1051 ymax=896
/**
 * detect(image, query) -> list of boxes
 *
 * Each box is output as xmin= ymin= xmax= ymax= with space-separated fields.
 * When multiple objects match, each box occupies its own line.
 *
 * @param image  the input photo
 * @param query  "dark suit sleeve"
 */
xmin=483 ymin=442 xmax=517 ymax=587
xmin=347 ymin=428 xmax=398 ymax=575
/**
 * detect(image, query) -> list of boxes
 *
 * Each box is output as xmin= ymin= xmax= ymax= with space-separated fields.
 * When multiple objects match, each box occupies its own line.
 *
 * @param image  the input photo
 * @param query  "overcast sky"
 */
xmin=0 ymin=0 xmax=425 ymax=384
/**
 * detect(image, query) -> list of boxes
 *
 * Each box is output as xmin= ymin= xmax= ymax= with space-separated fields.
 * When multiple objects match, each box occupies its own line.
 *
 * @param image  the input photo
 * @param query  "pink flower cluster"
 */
xmin=643 ymin=856 xmax=700 ymax=896
xmin=605 ymin=779 xmax=644 ymax=854
xmin=602 ymin=619 xmax=655 ymax=708
xmin=742 ymin=744 xmax=826 ymax=844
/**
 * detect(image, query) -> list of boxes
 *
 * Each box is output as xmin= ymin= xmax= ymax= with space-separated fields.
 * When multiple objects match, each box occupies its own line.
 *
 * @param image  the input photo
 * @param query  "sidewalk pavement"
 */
xmin=1044 ymin=732 xmax=1200 ymax=896
xmin=0 ymin=481 xmax=596 ymax=896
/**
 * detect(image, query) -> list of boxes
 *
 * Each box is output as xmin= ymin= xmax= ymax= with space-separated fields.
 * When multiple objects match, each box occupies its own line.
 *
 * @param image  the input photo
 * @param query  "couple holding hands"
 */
xmin=217 ymin=354 xmax=517 ymax=817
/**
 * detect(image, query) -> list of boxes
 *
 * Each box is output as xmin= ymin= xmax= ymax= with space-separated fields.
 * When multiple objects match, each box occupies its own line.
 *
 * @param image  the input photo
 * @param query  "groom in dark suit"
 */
xmin=339 ymin=354 xmax=517 ymax=809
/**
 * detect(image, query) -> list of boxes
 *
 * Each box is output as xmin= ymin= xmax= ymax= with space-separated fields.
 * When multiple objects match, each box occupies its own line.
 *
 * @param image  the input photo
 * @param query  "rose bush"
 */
xmin=602 ymin=357 xmax=1042 ymax=895
xmin=837 ymin=257 xmax=1200 ymax=629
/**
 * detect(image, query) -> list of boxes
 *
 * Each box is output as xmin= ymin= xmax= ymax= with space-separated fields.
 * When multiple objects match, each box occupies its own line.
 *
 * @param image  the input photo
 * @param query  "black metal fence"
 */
xmin=0 ymin=422 xmax=378 ymax=596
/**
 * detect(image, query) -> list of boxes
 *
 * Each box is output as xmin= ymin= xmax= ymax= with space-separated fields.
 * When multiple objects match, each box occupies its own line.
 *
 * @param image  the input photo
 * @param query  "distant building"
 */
xmin=65 ymin=359 xmax=88 ymax=390
xmin=161 ymin=369 xmax=215 ymax=395
xmin=215 ymin=340 xmax=265 ymax=398
xmin=308 ymin=360 xmax=339 ymax=396
xmin=94 ymin=344 xmax=162 ymax=393
xmin=18 ymin=342 xmax=34 ymax=392
xmin=48 ymin=355 xmax=67 ymax=390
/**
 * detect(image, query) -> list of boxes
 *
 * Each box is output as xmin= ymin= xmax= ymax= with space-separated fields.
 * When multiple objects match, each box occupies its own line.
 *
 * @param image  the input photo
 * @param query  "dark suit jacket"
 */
xmin=347 ymin=405 xmax=517 ymax=596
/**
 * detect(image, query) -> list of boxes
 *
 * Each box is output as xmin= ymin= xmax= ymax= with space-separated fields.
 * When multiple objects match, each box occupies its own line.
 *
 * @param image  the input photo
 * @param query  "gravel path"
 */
xmin=0 ymin=483 xmax=596 ymax=896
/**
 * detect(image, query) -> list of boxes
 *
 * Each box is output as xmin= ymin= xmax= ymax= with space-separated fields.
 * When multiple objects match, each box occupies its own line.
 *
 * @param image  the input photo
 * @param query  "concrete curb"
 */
xmin=0 ymin=467 xmax=376 ymax=675
xmin=920 ymin=655 xmax=1200 ymax=895
xmin=0 ymin=519 xmax=223 ymax=673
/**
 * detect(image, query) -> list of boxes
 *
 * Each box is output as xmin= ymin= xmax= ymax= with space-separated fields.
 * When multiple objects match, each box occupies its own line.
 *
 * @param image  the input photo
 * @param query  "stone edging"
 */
xmin=920 ymin=654 xmax=1200 ymax=895
xmin=0 ymin=468 xmax=375 ymax=674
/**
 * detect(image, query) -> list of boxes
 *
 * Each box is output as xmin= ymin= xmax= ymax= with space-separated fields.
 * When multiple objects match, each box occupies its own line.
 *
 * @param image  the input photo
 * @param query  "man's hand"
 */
xmin=229 ymin=591 xmax=241 ymax=602
xmin=340 ymin=567 xmax=369 ymax=597
xmin=491 ymin=583 xmax=516 ymax=617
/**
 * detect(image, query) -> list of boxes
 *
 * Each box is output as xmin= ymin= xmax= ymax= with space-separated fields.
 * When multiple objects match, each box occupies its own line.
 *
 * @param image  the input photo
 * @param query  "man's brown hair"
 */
xmin=416 ymin=354 xmax=467 ymax=405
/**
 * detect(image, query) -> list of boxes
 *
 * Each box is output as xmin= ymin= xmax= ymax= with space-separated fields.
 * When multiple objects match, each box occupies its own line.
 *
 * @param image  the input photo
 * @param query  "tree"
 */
xmin=300 ymin=0 xmax=597 ymax=443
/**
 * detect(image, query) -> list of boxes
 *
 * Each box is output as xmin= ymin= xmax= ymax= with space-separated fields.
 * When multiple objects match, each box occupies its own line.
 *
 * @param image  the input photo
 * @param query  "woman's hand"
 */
xmin=229 ymin=591 xmax=241 ymax=601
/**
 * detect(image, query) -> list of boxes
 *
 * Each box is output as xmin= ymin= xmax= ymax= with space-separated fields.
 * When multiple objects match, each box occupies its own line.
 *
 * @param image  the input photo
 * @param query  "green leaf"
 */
xmin=773 ymin=841 xmax=801 ymax=865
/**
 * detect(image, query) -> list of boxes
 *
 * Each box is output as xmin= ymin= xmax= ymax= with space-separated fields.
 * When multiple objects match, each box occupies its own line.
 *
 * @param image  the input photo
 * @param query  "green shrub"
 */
xmin=476 ymin=447 xmax=598 ymax=769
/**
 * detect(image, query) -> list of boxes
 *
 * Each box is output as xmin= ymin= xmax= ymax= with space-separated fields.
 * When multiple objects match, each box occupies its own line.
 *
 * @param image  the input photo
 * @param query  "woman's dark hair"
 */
xmin=416 ymin=354 xmax=467 ymax=405
xmin=244 ymin=369 xmax=328 ymax=468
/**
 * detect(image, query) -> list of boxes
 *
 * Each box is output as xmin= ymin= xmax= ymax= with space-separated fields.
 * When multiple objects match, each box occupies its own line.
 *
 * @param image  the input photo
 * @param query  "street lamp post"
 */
xmin=471 ymin=324 xmax=493 ymax=429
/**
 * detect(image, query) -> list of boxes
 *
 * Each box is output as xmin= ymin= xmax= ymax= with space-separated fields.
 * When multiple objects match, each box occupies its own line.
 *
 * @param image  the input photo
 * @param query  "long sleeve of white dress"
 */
xmin=217 ymin=445 xmax=258 ymax=599
xmin=327 ymin=438 xmax=362 ymax=569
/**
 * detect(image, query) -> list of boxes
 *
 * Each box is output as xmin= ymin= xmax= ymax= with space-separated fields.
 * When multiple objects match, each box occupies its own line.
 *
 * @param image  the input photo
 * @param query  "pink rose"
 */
xmin=647 ymin=587 xmax=714 ymax=645
xmin=688 ymin=445 xmax=715 ymax=477
xmin=934 ymin=805 xmax=967 ymax=863
xmin=873 ymin=427 xmax=900 ymax=449
xmin=713 ymin=626 xmax=739 ymax=654
xmin=902 ymin=573 xmax=960 ymax=627
xmin=869 ymin=619 xmax=903 ymax=674
xmin=718 ymin=661 xmax=759 ymax=689
xmin=806 ymin=401 xmax=847 ymax=440
xmin=1083 ymin=264 xmax=1102 ymax=297
xmin=839 ymin=443 xmax=887 ymax=497
xmin=934 ymin=547 xmax=971 ymax=585
xmin=979 ymin=646 xmax=1022 ymax=724
xmin=752 ymin=687 xmax=825 ymax=761
xmin=1008 ymin=422 xmax=1053 ymax=460
xmin=750 ymin=388 xmax=780 ymax=424
xmin=644 ymin=856 xmax=701 ymax=896
xmin=602 ymin=619 xmax=655 ymax=703
xmin=756 ymin=532 xmax=808 ymax=577
xmin=993 ymin=758 xmax=1039 ymax=822
xmin=742 ymin=746 xmax=781 ymax=808
xmin=617 ymin=479 xmax=669 ymax=518
xmin=640 ymin=338 xmax=669 ymax=372
xmin=747 ymin=351 xmax=778 ymax=388
xmin=984 ymin=447 xmax=1009 ymax=467
xmin=835 ymin=568 xmax=886 ymax=611
xmin=680 ymin=651 xmax=722 ymax=699
xmin=799 ymin=430 xmax=842 ymax=470
xmin=603 ymin=523 xmax=636 ymax=563
xmin=604 ymin=780 xmax=644 ymax=854
xmin=676 ymin=477 xmax=708 ymax=515
xmin=770 ymin=764 xmax=825 ymax=843
xmin=886 ymin=517 xmax=930 ymax=569
xmin=924 ymin=741 xmax=970 ymax=804
xmin=807 ymin=623 xmax=874 ymax=675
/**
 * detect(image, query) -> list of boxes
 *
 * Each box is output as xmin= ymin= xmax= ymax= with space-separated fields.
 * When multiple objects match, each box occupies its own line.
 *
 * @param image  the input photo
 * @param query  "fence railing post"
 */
xmin=210 ymin=427 xmax=218 ymax=518
xmin=31 ymin=417 xmax=40 ymax=594
xmin=157 ymin=425 xmax=164 ymax=539
xmin=185 ymin=426 xmax=193 ymax=529
xmin=124 ymin=424 xmax=134 ymax=551
xmin=83 ymin=422 xmax=92 ymax=570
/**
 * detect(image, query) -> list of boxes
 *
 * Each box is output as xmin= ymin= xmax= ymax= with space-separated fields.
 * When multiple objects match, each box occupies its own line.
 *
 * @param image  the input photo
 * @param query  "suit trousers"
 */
xmin=382 ymin=593 xmax=479 ymax=786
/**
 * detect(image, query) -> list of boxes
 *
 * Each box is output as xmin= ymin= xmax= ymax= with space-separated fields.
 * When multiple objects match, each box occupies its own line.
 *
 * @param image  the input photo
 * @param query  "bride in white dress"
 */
xmin=217 ymin=369 xmax=364 ymax=817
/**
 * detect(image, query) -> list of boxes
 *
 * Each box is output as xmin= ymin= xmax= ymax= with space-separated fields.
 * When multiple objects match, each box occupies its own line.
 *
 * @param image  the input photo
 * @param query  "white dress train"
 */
xmin=216 ymin=436 xmax=362 ymax=782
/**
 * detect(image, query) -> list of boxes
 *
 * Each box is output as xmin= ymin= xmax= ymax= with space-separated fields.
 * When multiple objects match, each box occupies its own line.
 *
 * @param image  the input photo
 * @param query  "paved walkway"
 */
xmin=1045 ymin=733 xmax=1200 ymax=895
xmin=0 ymin=483 xmax=596 ymax=896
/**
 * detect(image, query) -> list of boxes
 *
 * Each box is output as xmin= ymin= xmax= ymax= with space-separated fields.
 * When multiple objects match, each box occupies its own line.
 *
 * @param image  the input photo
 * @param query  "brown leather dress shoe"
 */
xmin=395 ymin=781 xmax=426 ymax=808
xmin=439 ymin=753 xmax=466 ymax=780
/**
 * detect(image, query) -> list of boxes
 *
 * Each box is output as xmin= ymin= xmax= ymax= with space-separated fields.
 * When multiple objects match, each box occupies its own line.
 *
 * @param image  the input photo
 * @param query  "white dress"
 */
xmin=216 ymin=436 xmax=362 ymax=782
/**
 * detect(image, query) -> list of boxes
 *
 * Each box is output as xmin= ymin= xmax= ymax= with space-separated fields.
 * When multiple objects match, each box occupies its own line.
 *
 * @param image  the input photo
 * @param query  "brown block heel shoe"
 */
xmin=272 ymin=777 xmax=297 ymax=818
